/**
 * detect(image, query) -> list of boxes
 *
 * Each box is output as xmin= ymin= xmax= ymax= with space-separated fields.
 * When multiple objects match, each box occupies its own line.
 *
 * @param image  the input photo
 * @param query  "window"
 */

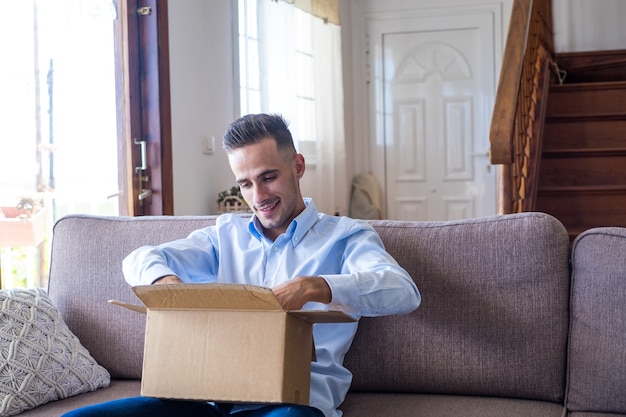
xmin=0 ymin=0 xmax=173 ymax=289
xmin=237 ymin=0 xmax=347 ymax=216
xmin=0 ymin=0 xmax=119 ymax=288
xmin=238 ymin=0 xmax=261 ymax=114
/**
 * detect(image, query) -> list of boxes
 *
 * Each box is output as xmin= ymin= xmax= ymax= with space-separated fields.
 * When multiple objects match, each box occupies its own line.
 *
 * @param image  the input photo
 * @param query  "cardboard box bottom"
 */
xmin=141 ymin=309 xmax=313 ymax=405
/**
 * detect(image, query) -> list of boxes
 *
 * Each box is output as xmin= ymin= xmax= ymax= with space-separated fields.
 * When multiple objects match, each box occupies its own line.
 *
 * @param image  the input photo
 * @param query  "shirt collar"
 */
xmin=247 ymin=198 xmax=318 ymax=246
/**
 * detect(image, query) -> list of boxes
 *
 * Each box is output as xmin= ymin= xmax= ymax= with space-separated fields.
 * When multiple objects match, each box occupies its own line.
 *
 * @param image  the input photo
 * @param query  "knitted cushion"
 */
xmin=0 ymin=287 xmax=110 ymax=416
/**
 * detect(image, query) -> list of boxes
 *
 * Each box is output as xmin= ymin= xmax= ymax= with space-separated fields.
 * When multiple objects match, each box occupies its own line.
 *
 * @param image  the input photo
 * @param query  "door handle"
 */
xmin=470 ymin=151 xmax=493 ymax=173
xmin=138 ymin=189 xmax=153 ymax=201
xmin=134 ymin=138 xmax=147 ymax=173
xmin=134 ymin=138 xmax=152 ymax=204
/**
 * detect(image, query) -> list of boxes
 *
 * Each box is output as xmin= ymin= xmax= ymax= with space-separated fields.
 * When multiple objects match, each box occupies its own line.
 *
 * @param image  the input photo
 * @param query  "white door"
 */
xmin=369 ymin=11 xmax=498 ymax=220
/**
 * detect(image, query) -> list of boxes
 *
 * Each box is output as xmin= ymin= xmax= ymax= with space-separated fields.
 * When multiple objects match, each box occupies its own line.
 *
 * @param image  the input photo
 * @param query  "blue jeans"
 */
xmin=60 ymin=397 xmax=325 ymax=417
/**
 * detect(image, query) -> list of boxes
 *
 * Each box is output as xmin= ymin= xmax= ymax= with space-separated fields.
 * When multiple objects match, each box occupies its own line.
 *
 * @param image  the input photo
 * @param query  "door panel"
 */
xmin=136 ymin=0 xmax=173 ymax=215
xmin=370 ymin=11 xmax=497 ymax=220
xmin=117 ymin=0 xmax=173 ymax=216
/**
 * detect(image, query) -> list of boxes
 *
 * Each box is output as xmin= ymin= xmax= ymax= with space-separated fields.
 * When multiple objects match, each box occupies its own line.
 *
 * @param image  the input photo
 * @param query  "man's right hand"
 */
xmin=153 ymin=275 xmax=182 ymax=285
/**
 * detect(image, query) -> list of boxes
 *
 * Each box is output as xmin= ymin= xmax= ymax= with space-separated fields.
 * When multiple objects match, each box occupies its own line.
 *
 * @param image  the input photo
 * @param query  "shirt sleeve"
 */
xmin=122 ymin=227 xmax=219 ymax=286
xmin=321 ymin=223 xmax=421 ymax=317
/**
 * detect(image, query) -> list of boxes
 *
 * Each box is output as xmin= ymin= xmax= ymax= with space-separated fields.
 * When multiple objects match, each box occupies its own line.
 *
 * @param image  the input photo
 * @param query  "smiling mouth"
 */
xmin=255 ymin=199 xmax=279 ymax=215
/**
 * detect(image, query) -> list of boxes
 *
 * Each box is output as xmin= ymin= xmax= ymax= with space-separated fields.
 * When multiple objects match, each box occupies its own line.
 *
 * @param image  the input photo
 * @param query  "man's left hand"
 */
xmin=272 ymin=276 xmax=331 ymax=310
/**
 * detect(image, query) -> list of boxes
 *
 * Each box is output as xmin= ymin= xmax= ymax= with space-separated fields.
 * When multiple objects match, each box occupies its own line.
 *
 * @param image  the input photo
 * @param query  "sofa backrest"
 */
xmin=566 ymin=227 xmax=626 ymax=414
xmin=345 ymin=212 xmax=571 ymax=403
xmin=47 ymin=214 xmax=217 ymax=379
xmin=48 ymin=212 xmax=572 ymax=404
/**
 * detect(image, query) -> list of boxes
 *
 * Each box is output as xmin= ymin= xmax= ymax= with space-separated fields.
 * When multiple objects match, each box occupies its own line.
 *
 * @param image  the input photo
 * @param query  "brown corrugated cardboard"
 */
xmin=111 ymin=283 xmax=355 ymax=405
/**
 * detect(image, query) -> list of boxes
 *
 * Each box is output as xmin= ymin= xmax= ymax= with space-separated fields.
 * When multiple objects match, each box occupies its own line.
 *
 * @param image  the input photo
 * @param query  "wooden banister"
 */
xmin=489 ymin=0 xmax=555 ymax=214
xmin=490 ymin=0 xmax=532 ymax=165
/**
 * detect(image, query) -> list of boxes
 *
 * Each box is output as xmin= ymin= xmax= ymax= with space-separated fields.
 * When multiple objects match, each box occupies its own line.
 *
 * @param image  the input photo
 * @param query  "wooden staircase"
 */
xmin=488 ymin=0 xmax=626 ymax=241
xmin=535 ymin=50 xmax=626 ymax=240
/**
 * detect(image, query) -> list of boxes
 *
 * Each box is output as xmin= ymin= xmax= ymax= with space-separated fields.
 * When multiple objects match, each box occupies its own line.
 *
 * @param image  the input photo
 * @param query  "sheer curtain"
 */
xmin=255 ymin=0 xmax=347 ymax=216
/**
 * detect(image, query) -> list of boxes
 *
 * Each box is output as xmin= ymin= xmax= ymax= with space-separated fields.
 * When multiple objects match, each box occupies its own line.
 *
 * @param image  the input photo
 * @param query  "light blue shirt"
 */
xmin=122 ymin=199 xmax=420 ymax=417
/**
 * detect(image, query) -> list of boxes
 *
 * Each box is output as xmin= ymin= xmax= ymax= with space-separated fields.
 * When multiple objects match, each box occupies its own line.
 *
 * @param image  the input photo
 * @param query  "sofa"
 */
xmin=7 ymin=212 xmax=626 ymax=416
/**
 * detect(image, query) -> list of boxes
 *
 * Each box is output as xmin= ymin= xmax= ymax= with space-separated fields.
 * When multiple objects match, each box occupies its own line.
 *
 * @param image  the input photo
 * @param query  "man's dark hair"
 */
xmin=222 ymin=113 xmax=296 ymax=154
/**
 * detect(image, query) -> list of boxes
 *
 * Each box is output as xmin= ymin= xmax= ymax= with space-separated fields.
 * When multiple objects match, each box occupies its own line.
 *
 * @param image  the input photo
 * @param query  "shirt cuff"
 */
xmin=321 ymin=274 xmax=359 ymax=313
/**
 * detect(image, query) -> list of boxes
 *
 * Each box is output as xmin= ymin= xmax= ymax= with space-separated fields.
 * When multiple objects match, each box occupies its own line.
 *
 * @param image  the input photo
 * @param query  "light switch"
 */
xmin=202 ymin=135 xmax=215 ymax=155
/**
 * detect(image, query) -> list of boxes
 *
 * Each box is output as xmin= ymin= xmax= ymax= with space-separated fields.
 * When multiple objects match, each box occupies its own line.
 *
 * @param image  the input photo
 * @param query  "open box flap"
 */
xmin=131 ymin=283 xmax=283 ymax=310
xmin=289 ymin=310 xmax=356 ymax=324
xmin=108 ymin=299 xmax=147 ymax=314
xmin=112 ymin=283 xmax=356 ymax=324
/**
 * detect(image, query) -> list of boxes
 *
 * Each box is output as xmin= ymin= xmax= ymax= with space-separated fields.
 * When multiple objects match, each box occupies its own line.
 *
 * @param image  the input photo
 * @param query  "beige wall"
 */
xmin=168 ymin=0 xmax=238 ymax=215
xmin=553 ymin=0 xmax=626 ymax=52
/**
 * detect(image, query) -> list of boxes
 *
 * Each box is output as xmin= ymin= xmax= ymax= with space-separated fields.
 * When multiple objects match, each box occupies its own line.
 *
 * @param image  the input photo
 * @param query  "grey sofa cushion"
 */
xmin=566 ymin=227 xmax=626 ymax=414
xmin=16 ymin=380 xmax=140 ymax=417
xmin=341 ymin=393 xmax=565 ymax=417
xmin=47 ymin=215 xmax=217 ymax=379
xmin=345 ymin=213 xmax=571 ymax=403
xmin=569 ymin=414 xmax=626 ymax=417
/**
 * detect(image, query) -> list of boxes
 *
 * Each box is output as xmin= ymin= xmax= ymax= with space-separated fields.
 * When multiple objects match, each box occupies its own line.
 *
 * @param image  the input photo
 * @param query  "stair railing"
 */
xmin=489 ymin=0 xmax=555 ymax=213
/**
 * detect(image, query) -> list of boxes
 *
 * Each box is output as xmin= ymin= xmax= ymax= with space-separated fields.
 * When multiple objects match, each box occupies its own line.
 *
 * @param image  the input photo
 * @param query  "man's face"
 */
xmin=228 ymin=137 xmax=306 ymax=241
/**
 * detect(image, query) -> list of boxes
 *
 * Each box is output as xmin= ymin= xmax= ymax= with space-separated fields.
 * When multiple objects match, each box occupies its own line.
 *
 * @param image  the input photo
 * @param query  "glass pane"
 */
xmin=295 ymin=98 xmax=315 ymax=143
xmin=238 ymin=0 xmax=261 ymax=115
xmin=296 ymin=52 xmax=314 ymax=99
xmin=239 ymin=35 xmax=248 ymax=88
xmin=240 ymin=87 xmax=248 ymax=114
xmin=238 ymin=0 xmax=246 ymax=36
xmin=247 ymin=89 xmax=262 ymax=114
xmin=247 ymin=38 xmax=260 ymax=90
xmin=246 ymin=0 xmax=257 ymax=37
xmin=294 ymin=8 xmax=312 ymax=54
xmin=0 ymin=0 xmax=119 ymax=289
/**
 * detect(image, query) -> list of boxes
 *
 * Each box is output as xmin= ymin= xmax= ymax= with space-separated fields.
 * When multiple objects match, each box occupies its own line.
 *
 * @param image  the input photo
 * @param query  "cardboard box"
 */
xmin=111 ymin=283 xmax=355 ymax=405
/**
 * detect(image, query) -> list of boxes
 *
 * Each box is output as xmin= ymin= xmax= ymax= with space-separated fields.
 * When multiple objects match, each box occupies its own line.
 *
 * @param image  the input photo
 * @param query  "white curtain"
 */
xmin=257 ymin=0 xmax=347 ymax=216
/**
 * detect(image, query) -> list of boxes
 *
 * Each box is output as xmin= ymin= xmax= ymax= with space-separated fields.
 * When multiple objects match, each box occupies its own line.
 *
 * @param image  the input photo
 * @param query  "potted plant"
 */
xmin=0 ymin=196 xmax=46 ymax=247
xmin=217 ymin=186 xmax=250 ymax=214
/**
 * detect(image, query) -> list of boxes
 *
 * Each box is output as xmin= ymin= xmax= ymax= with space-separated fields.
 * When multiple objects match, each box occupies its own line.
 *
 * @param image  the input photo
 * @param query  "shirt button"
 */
xmin=273 ymin=247 xmax=279 ymax=252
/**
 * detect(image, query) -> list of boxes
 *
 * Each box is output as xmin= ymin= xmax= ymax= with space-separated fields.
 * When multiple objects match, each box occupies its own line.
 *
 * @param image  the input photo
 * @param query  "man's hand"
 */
xmin=272 ymin=276 xmax=331 ymax=310
xmin=153 ymin=275 xmax=182 ymax=285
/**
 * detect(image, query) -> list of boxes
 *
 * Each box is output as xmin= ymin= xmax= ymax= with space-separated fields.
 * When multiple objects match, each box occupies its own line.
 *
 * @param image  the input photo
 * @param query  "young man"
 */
xmin=62 ymin=114 xmax=420 ymax=417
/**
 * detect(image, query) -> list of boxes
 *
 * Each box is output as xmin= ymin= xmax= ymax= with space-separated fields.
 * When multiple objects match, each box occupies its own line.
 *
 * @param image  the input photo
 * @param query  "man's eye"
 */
xmin=263 ymin=175 xmax=276 ymax=182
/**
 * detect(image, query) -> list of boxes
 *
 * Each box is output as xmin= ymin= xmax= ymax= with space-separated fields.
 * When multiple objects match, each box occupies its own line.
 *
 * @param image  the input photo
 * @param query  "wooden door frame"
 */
xmin=114 ymin=0 xmax=173 ymax=216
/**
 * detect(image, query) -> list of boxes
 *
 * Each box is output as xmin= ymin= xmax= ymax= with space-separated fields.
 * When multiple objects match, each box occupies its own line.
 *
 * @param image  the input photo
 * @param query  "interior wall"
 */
xmin=168 ymin=0 xmax=238 ymax=215
xmin=553 ymin=0 xmax=626 ymax=52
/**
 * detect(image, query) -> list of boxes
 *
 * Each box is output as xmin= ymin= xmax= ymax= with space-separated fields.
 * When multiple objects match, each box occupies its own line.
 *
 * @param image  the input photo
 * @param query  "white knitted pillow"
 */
xmin=0 ymin=287 xmax=110 ymax=416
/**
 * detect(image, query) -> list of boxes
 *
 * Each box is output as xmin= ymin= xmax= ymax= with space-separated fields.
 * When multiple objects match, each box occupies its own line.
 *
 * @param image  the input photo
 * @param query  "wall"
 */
xmin=168 ymin=0 xmax=238 ymax=215
xmin=553 ymin=0 xmax=626 ymax=52
xmin=167 ymin=0 xmax=624 ymax=215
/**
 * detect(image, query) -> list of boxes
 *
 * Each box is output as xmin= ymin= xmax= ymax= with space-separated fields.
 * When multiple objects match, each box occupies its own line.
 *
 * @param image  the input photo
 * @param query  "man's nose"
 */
xmin=253 ymin=183 xmax=269 ymax=203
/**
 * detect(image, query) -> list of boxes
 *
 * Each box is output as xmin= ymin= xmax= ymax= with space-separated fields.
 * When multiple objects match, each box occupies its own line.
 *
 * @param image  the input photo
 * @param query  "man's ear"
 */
xmin=294 ymin=153 xmax=306 ymax=179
